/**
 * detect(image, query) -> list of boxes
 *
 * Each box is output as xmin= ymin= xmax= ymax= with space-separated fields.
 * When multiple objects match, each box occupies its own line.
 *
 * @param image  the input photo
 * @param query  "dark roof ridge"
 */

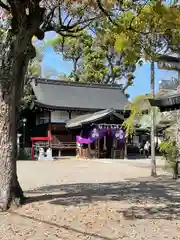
xmin=29 ymin=77 xmax=123 ymax=90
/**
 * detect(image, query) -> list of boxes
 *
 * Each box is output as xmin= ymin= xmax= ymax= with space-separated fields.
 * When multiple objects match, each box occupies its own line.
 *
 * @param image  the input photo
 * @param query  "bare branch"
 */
xmin=56 ymin=6 xmax=62 ymax=27
xmin=45 ymin=9 xmax=100 ymax=36
xmin=62 ymin=13 xmax=69 ymax=25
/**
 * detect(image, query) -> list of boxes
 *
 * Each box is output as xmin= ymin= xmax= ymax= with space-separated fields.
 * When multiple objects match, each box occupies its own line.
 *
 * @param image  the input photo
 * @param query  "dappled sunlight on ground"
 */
xmin=0 ymin=159 xmax=179 ymax=239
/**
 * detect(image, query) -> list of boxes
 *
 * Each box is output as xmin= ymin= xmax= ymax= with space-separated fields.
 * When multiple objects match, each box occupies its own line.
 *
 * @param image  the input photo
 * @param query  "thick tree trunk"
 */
xmin=0 ymin=0 xmax=45 ymax=211
xmin=0 ymin=33 xmax=32 ymax=210
xmin=0 ymin=79 xmax=21 ymax=210
xmin=0 ymin=73 xmax=29 ymax=210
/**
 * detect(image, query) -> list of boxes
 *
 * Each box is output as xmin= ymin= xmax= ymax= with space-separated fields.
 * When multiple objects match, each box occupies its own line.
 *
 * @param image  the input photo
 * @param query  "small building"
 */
xmin=149 ymin=92 xmax=180 ymax=112
xmin=149 ymin=93 xmax=180 ymax=112
xmin=26 ymin=77 xmax=129 ymax=156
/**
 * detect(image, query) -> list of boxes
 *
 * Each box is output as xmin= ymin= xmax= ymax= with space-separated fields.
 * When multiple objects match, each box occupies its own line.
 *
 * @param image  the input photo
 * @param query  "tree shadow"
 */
xmin=117 ymin=203 xmax=180 ymax=220
xmin=25 ymin=175 xmax=180 ymax=220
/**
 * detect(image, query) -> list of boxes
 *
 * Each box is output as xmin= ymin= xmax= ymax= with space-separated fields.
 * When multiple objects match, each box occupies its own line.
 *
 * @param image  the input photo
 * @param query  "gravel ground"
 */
xmin=0 ymin=158 xmax=180 ymax=240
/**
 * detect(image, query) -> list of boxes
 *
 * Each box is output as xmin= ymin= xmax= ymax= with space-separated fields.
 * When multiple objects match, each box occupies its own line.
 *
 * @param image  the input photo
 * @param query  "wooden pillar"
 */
xmin=48 ymin=111 xmax=52 ymax=148
xmin=113 ymin=136 xmax=116 ymax=159
xmin=112 ymin=137 xmax=114 ymax=159
xmin=95 ymin=140 xmax=98 ymax=158
xmin=88 ymin=143 xmax=91 ymax=158
xmin=69 ymin=111 xmax=72 ymax=119
xmin=124 ymin=138 xmax=128 ymax=160
xmin=103 ymin=135 xmax=106 ymax=150
xmin=32 ymin=140 xmax=35 ymax=160
xmin=98 ymin=140 xmax=100 ymax=158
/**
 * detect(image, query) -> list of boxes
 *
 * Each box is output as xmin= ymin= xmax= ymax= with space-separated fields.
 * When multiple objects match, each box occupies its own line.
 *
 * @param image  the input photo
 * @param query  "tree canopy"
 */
xmin=113 ymin=1 xmax=180 ymax=63
xmin=46 ymin=26 xmax=135 ymax=87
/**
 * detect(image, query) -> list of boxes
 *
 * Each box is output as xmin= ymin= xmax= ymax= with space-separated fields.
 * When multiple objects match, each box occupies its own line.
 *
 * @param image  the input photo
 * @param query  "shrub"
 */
xmin=159 ymin=140 xmax=179 ymax=179
xmin=17 ymin=148 xmax=31 ymax=160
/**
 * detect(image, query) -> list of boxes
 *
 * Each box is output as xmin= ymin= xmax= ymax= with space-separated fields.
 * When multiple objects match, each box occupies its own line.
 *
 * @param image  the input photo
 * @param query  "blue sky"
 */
xmin=128 ymin=63 xmax=178 ymax=99
xmin=38 ymin=32 xmax=178 ymax=99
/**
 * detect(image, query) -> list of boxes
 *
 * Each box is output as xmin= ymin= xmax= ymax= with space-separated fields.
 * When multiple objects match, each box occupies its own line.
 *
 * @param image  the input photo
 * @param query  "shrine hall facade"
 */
xmin=24 ymin=77 xmax=129 ymax=153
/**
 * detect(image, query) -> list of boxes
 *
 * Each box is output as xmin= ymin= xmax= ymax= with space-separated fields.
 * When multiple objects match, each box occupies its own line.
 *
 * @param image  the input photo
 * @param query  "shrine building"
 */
xmin=25 ymin=77 xmax=129 ymax=158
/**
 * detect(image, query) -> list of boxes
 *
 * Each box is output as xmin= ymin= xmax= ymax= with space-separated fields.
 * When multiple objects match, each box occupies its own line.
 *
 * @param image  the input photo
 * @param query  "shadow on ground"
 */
xmin=25 ymin=175 xmax=180 ymax=220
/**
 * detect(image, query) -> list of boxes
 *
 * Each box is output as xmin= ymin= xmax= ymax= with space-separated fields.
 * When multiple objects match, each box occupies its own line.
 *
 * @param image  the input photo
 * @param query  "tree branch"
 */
xmin=40 ymin=7 xmax=56 ymax=32
xmin=96 ymin=0 xmax=118 ymax=26
xmin=96 ymin=0 xmax=151 ymax=36
xmin=127 ymin=0 xmax=149 ymax=31
xmin=58 ymin=6 xmax=62 ymax=26
xmin=0 ymin=0 xmax=10 ymax=11
xmin=45 ymin=14 xmax=100 ymax=37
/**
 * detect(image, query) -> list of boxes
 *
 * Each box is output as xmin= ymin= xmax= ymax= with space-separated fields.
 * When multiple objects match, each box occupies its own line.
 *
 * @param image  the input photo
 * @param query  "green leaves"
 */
xmin=123 ymin=94 xmax=152 ymax=136
xmin=115 ymin=35 xmax=127 ymax=52
xmin=28 ymin=59 xmax=41 ymax=77
xmin=45 ymin=35 xmax=63 ymax=48
xmin=47 ymin=23 xmax=136 ymax=86
xmin=113 ymin=1 xmax=180 ymax=63
xmin=159 ymin=139 xmax=179 ymax=167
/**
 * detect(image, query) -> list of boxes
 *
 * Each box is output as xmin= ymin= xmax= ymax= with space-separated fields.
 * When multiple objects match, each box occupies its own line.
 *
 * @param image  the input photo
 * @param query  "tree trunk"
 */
xmin=172 ymin=161 xmax=178 ymax=179
xmin=12 ymin=57 xmax=30 ymax=206
xmin=150 ymin=61 xmax=157 ymax=177
xmin=73 ymin=57 xmax=80 ymax=82
xmin=0 ymin=78 xmax=22 ymax=210
xmin=0 ymin=79 xmax=27 ymax=210
xmin=0 ymin=32 xmax=32 ymax=210
xmin=0 ymin=0 xmax=45 ymax=211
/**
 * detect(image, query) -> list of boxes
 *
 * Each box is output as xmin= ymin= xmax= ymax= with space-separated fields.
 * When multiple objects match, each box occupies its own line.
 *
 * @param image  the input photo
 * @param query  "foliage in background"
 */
xmin=159 ymin=139 xmax=179 ymax=173
xmin=20 ymin=83 xmax=34 ymax=113
xmin=24 ymin=1 xmax=180 ymax=91
xmin=20 ymin=46 xmax=43 ymax=113
xmin=46 ymin=24 xmax=135 ymax=88
xmin=123 ymin=75 xmax=179 ymax=137
xmin=21 ymin=44 xmax=62 ymax=112
xmin=122 ymin=94 xmax=152 ymax=136
xmin=114 ymin=1 xmax=180 ymax=63
xmin=17 ymin=148 xmax=31 ymax=161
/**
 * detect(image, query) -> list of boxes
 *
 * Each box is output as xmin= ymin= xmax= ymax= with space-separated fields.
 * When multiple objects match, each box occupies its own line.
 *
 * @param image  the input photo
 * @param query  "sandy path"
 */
xmin=0 ymin=159 xmax=179 ymax=240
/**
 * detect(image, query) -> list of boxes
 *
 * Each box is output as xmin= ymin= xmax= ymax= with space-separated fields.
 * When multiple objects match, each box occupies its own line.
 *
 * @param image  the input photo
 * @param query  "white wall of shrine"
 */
xmin=35 ymin=110 xmax=82 ymax=125
xmin=51 ymin=111 xmax=69 ymax=123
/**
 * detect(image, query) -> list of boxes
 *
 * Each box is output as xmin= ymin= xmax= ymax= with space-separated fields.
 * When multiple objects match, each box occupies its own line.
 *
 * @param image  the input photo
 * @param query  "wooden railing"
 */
xmin=51 ymin=142 xmax=76 ymax=150
xmin=34 ymin=140 xmax=76 ymax=150
xmin=52 ymin=141 xmax=76 ymax=157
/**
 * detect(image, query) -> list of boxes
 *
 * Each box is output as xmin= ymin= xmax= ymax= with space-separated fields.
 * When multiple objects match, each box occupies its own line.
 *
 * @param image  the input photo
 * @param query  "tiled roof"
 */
xmin=66 ymin=109 xmax=124 ymax=128
xmin=31 ymin=78 xmax=129 ymax=111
